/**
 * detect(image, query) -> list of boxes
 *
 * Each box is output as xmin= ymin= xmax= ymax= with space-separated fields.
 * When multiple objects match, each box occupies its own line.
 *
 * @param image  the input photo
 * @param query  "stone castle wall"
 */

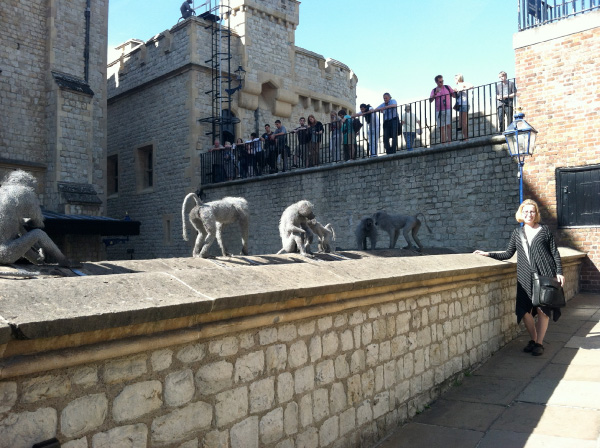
xmin=108 ymin=137 xmax=519 ymax=260
xmin=0 ymin=253 xmax=583 ymax=448
xmin=514 ymin=11 xmax=600 ymax=291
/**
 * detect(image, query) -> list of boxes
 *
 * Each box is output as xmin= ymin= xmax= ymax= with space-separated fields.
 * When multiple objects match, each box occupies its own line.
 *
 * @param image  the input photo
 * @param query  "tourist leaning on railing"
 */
xmin=429 ymin=75 xmax=455 ymax=144
xmin=454 ymin=73 xmax=473 ymax=141
xmin=496 ymin=71 xmax=517 ymax=132
xmin=357 ymin=103 xmax=379 ymax=157
xmin=307 ymin=115 xmax=323 ymax=167
xmin=338 ymin=109 xmax=355 ymax=161
xmin=400 ymin=104 xmax=421 ymax=151
xmin=372 ymin=93 xmax=399 ymax=154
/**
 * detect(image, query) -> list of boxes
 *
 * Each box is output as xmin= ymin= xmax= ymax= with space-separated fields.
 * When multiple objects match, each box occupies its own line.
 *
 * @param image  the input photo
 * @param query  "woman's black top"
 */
xmin=489 ymin=225 xmax=563 ymax=322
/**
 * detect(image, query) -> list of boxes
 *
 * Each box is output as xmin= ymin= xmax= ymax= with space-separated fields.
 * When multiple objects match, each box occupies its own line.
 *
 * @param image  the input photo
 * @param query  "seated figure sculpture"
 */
xmin=0 ymin=170 xmax=72 ymax=266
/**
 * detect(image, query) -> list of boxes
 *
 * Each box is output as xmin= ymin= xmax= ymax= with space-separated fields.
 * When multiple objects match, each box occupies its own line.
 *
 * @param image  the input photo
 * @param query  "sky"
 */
xmin=108 ymin=0 xmax=517 ymax=108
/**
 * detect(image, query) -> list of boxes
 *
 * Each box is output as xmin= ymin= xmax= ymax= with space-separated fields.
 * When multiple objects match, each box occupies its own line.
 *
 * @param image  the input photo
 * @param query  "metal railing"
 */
xmin=200 ymin=79 xmax=517 ymax=184
xmin=519 ymin=0 xmax=599 ymax=30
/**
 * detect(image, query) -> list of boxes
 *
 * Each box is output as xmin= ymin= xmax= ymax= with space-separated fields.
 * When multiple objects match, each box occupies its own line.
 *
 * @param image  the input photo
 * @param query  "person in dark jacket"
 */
xmin=474 ymin=199 xmax=565 ymax=356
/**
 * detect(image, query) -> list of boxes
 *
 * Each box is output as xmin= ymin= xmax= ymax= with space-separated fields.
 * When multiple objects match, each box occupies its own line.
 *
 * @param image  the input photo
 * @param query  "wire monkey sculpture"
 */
xmin=0 ymin=170 xmax=71 ymax=266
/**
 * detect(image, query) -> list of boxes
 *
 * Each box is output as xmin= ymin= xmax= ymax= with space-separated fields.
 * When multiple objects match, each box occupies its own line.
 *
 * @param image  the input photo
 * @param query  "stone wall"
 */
xmin=108 ymin=136 xmax=519 ymax=260
xmin=0 ymin=252 xmax=583 ymax=448
xmin=514 ymin=11 xmax=600 ymax=291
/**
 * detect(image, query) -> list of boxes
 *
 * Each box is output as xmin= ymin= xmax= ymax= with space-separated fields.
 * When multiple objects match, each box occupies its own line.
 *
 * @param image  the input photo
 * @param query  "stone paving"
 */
xmin=375 ymin=292 xmax=600 ymax=448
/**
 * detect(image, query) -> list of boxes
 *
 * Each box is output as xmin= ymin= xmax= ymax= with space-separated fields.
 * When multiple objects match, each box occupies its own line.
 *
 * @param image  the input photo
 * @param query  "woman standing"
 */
xmin=454 ymin=73 xmax=473 ymax=140
xmin=307 ymin=115 xmax=323 ymax=167
xmin=474 ymin=200 xmax=565 ymax=356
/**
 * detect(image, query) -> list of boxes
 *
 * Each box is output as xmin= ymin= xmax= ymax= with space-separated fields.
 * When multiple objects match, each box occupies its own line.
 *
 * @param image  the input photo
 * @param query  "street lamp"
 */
xmin=225 ymin=66 xmax=246 ymax=96
xmin=502 ymin=111 xmax=538 ymax=204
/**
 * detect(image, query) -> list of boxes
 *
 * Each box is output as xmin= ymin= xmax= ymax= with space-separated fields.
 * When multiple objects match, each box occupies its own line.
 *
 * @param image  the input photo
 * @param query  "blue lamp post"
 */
xmin=502 ymin=111 xmax=538 ymax=204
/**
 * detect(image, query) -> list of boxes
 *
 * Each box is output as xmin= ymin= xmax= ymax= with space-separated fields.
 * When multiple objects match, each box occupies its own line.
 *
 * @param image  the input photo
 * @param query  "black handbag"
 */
xmin=520 ymin=229 xmax=566 ymax=308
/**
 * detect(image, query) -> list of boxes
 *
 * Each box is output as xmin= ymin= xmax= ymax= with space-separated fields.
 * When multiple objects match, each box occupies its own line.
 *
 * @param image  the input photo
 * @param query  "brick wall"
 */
xmin=515 ymin=12 xmax=600 ymax=291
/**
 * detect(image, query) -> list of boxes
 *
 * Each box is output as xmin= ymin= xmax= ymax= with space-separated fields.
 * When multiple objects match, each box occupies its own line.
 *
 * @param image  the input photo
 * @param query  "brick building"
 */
xmin=514 ymin=8 xmax=600 ymax=290
xmin=106 ymin=0 xmax=357 ymax=259
xmin=0 ymin=0 xmax=136 ymax=261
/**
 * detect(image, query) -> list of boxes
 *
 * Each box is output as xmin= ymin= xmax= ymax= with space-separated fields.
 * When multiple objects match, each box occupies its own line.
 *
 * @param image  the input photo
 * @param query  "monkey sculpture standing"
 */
xmin=373 ymin=210 xmax=432 ymax=251
xmin=182 ymin=193 xmax=249 ymax=258
xmin=355 ymin=217 xmax=378 ymax=250
xmin=277 ymin=200 xmax=315 ymax=256
xmin=0 ymin=170 xmax=71 ymax=266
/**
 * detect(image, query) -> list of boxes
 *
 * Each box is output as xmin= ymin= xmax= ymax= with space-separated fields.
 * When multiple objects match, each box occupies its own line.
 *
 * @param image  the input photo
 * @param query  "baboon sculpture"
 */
xmin=355 ymin=217 xmax=378 ymax=250
xmin=307 ymin=220 xmax=336 ymax=253
xmin=373 ymin=210 xmax=432 ymax=251
xmin=182 ymin=193 xmax=249 ymax=258
xmin=0 ymin=170 xmax=71 ymax=266
xmin=277 ymin=200 xmax=316 ymax=256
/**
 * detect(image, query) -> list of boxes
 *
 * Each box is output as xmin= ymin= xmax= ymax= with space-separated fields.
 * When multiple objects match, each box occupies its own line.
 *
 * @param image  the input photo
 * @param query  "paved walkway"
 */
xmin=376 ymin=292 xmax=600 ymax=448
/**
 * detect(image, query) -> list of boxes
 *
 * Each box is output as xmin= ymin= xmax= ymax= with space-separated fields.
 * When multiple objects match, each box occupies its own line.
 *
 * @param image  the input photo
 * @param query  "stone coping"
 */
xmin=0 ymin=249 xmax=584 ymax=348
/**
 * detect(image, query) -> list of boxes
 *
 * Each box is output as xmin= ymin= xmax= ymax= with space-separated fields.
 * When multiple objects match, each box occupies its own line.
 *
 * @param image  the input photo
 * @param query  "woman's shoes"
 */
xmin=523 ymin=340 xmax=536 ymax=352
xmin=532 ymin=343 xmax=544 ymax=356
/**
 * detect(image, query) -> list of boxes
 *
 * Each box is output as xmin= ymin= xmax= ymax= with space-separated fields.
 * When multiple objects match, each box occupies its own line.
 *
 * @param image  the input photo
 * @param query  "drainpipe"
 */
xmin=84 ymin=0 xmax=91 ymax=82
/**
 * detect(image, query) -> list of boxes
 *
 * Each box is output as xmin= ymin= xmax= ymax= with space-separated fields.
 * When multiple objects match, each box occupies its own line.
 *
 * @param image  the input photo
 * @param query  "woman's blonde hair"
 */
xmin=516 ymin=199 xmax=541 ymax=224
xmin=455 ymin=73 xmax=464 ymax=83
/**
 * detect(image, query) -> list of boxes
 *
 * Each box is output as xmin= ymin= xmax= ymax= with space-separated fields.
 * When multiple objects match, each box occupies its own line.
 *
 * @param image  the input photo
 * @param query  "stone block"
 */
xmin=239 ymin=333 xmax=255 ymax=349
xmin=379 ymin=340 xmax=391 ymax=362
xmin=299 ymin=393 xmax=313 ymax=428
xmin=216 ymin=387 xmax=248 ymax=427
xmin=384 ymin=360 xmax=396 ymax=389
xmin=396 ymin=313 xmax=410 ymax=335
xmin=278 ymin=324 xmax=297 ymax=342
xmin=151 ymin=401 xmax=212 ymax=445
xmin=284 ymin=401 xmax=298 ymax=435
xmin=334 ymin=355 xmax=350 ymax=379
xmin=317 ymin=316 xmax=333 ymax=331
xmin=72 ymin=367 xmax=98 ymax=388
xmin=176 ymin=344 xmax=206 ymax=364
xmin=259 ymin=328 xmax=278 ymax=345
xmin=92 ymin=423 xmax=147 ymax=448
xmin=339 ymin=407 xmax=355 ymax=437
xmin=333 ymin=314 xmax=347 ymax=328
xmin=380 ymin=303 xmax=398 ymax=315
xmin=322 ymin=332 xmax=339 ymax=357
xmin=350 ymin=349 xmax=365 ymax=374
xmin=260 ymin=407 xmax=284 ymax=444
xmin=347 ymin=374 xmax=362 ymax=405
xmin=288 ymin=341 xmax=308 ymax=368
xmin=349 ymin=310 xmax=365 ymax=325
xmin=375 ymin=365 xmax=384 ymax=393
xmin=196 ymin=361 xmax=234 ymax=395
xmin=230 ymin=416 xmax=258 ymax=448
xmin=151 ymin=349 xmax=173 ymax=372
xmin=309 ymin=335 xmax=322 ymax=362
xmin=165 ymin=369 xmax=195 ymax=407
xmin=104 ymin=355 xmax=147 ymax=384
xmin=373 ymin=391 xmax=390 ymax=419
xmin=63 ymin=437 xmax=87 ymax=448
xmin=298 ymin=320 xmax=316 ymax=336
xmin=277 ymin=372 xmax=294 ymax=403
xmin=373 ymin=319 xmax=387 ymax=341
xmin=366 ymin=344 xmax=379 ymax=367
xmin=296 ymin=427 xmax=318 ymax=448
xmin=340 ymin=330 xmax=353 ymax=351
xmin=267 ymin=344 xmax=288 ymax=372
xmin=202 ymin=430 xmax=228 ymax=448
xmin=312 ymin=388 xmax=329 ymax=422
xmin=362 ymin=323 xmax=373 ymax=346
xmin=61 ymin=394 xmax=108 ymax=438
xmin=276 ymin=439 xmax=294 ymax=448
xmin=113 ymin=380 xmax=162 ymax=421
xmin=330 ymin=382 xmax=346 ymax=414
xmin=0 ymin=382 xmax=17 ymax=413
xmin=0 ymin=407 xmax=57 ymax=448
xmin=22 ymin=374 xmax=71 ymax=404
xmin=356 ymin=400 xmax=373 ymax=426
xmin=179 ymin=439 xmax=198 ymax=448
xmin=362 ymin=369 xmax=375 ymax=398
xmin=315 ymin=359 xmax=335 ymax=385
xmin=319 ymin=415 xmax=339 ymax=447
xmin=235 ymin=351 xmax=265 ymax=383
xmin=209 ymin=336 xmax=239 ymax=356
xmin=295 ymin=366 xmax=315 ymax=394
xmin=250 ymin=377 xmax=275 ymax=413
